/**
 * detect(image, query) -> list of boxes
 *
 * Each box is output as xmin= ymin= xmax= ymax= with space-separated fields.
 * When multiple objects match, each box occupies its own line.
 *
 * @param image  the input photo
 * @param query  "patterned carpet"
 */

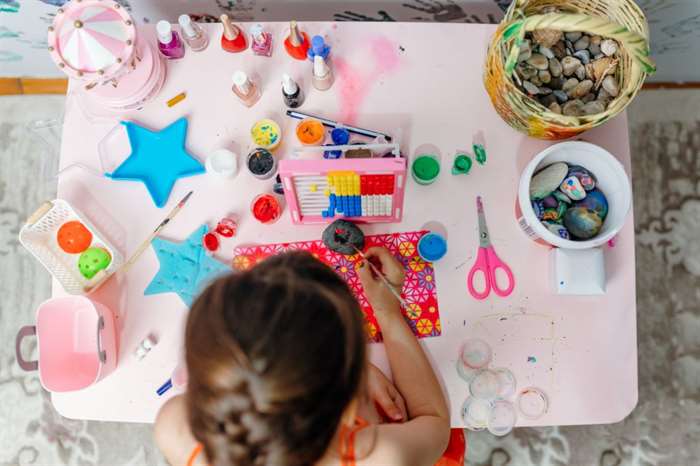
xmin=1 ymin=90 xmax=699 ymax=465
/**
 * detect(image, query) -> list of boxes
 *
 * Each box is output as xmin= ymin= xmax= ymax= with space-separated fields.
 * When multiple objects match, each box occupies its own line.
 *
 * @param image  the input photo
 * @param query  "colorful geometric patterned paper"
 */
xmin=233 ymin=230 xmax=441 ymax=343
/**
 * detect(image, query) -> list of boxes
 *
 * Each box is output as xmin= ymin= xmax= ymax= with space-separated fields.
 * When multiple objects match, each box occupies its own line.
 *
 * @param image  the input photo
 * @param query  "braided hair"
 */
xmin=185 ymin=252 xmax=367 ymax=466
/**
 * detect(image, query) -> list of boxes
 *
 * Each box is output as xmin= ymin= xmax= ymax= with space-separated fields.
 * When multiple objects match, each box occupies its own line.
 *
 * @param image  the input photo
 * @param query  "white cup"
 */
xmin=517 ymin=141 xmax=632 ymax=249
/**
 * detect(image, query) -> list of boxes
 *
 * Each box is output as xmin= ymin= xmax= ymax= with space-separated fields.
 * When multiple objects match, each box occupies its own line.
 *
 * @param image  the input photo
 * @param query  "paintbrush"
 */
xmin=84 ymin=191 xmax=194 ymax=291
xmin=351 ymin=245 xmax=407 ymax=308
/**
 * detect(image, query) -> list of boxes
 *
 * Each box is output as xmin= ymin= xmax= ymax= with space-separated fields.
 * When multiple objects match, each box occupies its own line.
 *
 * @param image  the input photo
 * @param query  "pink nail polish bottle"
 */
xmin=250 ymin=24 xmax=273 ymax=57
xmin=232 ymin=71 xmax=261 ymax=107
xmin=156 ymin=20 xmax=185 ymax=59
xmin=178 ymin=14 xmax=209 ymax=52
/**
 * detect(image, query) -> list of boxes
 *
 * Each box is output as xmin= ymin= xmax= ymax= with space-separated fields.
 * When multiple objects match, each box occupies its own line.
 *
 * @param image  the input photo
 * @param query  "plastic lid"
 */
xmin=460 ymin=397 xmax=492 ymax=431
xmin=178 ymin=15 xmax=196 ymax=38
xmin=469 ymin=370 xmax=502 ymax=400
xmin=487 ymin=400 xmax=517 ymax=436
xmin=418 ymin=232 xmax=447 ymax=262
xmin=494 ymin=367 xmax=517 ymax=399
xmin=156 ymin=20 xmax=173 ymax=44
xmin=282 ymin=73 xmax=298 ymax=95
xmin=313 ymin=55 xmax=328 ymax=77
xmin=331 ymin=127 xmax=350 ymax=145
xmin=517 ymin=387 xmax=549 ymax=419
xmin=460 ymin=338 xmax=492 ymax=369
xmin=311 ymin=35 xmax=325 ymax=52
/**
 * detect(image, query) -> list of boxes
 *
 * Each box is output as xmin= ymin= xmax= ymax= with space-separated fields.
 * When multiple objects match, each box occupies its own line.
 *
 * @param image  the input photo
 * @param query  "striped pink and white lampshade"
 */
xmin=48 ymin=0 xmax=136 ymax=81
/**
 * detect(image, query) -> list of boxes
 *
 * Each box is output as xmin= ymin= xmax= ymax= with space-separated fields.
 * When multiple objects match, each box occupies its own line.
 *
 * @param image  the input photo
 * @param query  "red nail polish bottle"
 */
xmin=220 ymin=14 xmax=248 ymax=53
xmin=284 ymin=20 xmax=310 ymax=60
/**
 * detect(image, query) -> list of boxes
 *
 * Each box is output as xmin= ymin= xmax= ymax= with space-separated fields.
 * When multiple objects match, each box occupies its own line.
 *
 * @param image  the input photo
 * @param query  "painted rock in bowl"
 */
xmin=574 ymin=188 xmax=608 ymax=220
xmin=532 ymin=200 xmax=545 ymax=220
xmin=542 ymin=221 xmax=570 ymax=239
xmin=559 ymin=175 xmax=587 ymax=201
xmin=563 ymin=207 xmax=603 ymax=240
xmin=567 ymin=164 xmax=597 ymax=191
xmin=542 ymin=195 xmax=559 ymax=209
xmin=553 ymin=190 xmax=572 ymax=204
xmin=530 ymin=162 xmax=568 ymax=200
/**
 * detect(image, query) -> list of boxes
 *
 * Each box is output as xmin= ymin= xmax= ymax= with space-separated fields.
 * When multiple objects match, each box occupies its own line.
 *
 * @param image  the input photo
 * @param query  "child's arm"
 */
xmin=357 ymin=247 xmax=450 ymax=464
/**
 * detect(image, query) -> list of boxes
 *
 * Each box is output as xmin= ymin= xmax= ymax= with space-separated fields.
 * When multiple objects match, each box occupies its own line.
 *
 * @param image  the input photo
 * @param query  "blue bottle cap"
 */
xmin=331 ymin=127 xmax=350 ymax=145
xmin=417 ymin=232 xmax=447 ymax=262
xmin=311 ymin=35 xmax=325 ymax=52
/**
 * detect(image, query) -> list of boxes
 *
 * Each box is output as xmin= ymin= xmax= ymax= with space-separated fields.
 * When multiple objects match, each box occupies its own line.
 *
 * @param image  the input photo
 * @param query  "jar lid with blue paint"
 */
xmin=418 ymin=232 xmax=447 ymax=262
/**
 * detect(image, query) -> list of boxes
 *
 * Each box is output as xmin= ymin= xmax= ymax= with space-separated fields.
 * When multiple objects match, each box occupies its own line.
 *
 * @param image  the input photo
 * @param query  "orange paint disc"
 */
xmin=57 ymin=220 xmax=93 ymax=254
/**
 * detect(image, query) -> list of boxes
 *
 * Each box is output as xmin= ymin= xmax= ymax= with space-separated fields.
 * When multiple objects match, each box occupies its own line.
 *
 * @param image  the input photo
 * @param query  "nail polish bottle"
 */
xmin=307 ymin=35 xmax=330 ymax=61
xmin=232 ymin=71 xmax=260 ymax=107
xmin=220 ymin=14 xmax=248 ymax=53
xmin=178 ymin=14 xmax=209 ymax=52
xmin=250 ymin=23 xmax=272 ymax=57
xmin=156 ymin=20 xmax=185 ymax=59
xmin=312 ymin=55 xmax=333 ymax=91
xmin=284 ymin=20 xmax=310 ymax=60
xmin=282 ymin=73 xmax=304 ymax=108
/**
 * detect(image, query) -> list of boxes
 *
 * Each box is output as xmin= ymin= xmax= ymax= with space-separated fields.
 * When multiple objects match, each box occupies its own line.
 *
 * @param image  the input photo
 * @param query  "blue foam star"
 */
xmin=144 ymin=225 xmax=230 ymax=306
xmin=106 ymin=118 xmax=205 ymax=208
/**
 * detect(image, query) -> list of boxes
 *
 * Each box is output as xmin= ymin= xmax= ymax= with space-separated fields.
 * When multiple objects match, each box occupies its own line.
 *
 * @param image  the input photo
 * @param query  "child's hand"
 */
xmin=367 ymin=364 xmax=407 ymax=422
xmin=357 ymin=247 xmax=405 ymax=313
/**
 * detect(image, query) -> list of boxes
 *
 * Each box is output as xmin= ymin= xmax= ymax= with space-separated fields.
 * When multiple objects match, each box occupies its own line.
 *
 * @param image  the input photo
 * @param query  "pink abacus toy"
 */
xmin=279 ymin=148 xmax=407 ymax=225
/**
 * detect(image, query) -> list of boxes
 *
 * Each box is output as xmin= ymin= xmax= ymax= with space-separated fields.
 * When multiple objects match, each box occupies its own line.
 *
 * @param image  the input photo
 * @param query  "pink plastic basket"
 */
xmin=15 ymin=296 xmax=118 ymax=392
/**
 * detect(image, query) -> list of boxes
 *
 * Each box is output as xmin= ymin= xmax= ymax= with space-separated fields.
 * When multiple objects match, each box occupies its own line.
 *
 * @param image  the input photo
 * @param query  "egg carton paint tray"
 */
xmin=19 ymin=199 xmax=123 ymax=295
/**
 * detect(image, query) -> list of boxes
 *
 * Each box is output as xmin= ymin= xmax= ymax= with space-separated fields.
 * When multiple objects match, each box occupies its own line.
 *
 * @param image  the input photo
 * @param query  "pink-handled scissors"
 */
xmin=467 ymin=196 xmax=515 ymax=299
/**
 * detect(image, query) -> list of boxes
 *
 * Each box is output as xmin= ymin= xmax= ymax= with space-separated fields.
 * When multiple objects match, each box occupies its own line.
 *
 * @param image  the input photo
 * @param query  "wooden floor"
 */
xmin=0 ymin=78 xmax=68 ymax=95
xmin=0 ymin=77 xmax=698 ymax=96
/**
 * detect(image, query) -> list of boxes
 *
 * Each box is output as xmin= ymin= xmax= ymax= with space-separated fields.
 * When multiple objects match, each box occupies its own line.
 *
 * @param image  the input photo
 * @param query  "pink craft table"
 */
xmin=52 ymin=22 xmax=637 ymax=427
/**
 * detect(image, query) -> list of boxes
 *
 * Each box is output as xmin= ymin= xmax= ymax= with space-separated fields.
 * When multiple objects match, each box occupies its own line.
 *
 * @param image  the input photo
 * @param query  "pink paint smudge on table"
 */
xmin=334 ymin=36 xmax=403 ymax=125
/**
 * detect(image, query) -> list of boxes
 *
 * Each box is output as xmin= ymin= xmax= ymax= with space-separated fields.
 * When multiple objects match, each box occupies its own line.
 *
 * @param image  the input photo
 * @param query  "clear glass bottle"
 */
xmin=178 ymin=14 xmax=209 ymax=52
xmin=156 ymin=20 xmax=185 ymax=59
xmin=250 ymin=24 xmax=273 ymax=57
xmin=232 ymin=71 xmax=261 ymax=107
xmin=311 ymin=55 xmax=333 ymax=91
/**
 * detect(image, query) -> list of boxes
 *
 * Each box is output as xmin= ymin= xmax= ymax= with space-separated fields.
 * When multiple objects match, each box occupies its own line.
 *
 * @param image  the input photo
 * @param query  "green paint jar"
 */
xmin=411 ymin=154 xmax=440 ymax=185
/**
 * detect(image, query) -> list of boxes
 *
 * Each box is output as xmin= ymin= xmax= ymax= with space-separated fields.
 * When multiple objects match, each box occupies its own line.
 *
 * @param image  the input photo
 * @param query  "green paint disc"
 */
xmin=452 ymin=154 xmax=473 ymax=175
xmin=473 ymin=143 xmax=487 ymax=165
xmin=412 ymin=155 xmax=440 ymax=185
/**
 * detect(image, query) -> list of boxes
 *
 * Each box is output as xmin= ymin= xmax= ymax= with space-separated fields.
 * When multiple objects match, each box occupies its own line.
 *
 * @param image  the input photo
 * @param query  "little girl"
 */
xmin=155 ymin=247 xmax=455 ymax=466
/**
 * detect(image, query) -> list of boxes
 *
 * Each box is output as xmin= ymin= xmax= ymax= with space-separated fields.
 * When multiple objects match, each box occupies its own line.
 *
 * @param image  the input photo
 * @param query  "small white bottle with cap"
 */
xmin=156 ymin=20 xmax=185 ymax=59
xmin=231 ymin=71 xmax=261 ymax=107
xmin=281 ymin=73 xmax=304 ymax=108
xmin=178 ymin=14 xmax=209 ymax=52
xmin=311 ymin=54 xmax=333 ymax=91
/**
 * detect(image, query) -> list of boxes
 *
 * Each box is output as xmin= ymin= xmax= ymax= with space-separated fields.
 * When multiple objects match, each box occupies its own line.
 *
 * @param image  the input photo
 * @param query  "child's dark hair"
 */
xmin=185 ymin=251 xmax=367 ymax=466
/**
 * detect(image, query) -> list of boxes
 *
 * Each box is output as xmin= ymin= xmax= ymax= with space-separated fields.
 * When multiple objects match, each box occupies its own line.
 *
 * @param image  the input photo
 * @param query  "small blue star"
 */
xmin=144 ymin=225 xmax=230 ymax=306
xmin=106 ymin=118 xmax=205 ymax=208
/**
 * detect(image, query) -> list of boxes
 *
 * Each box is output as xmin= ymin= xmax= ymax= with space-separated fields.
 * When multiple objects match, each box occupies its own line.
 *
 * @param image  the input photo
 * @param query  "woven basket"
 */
xmin=484 ymin=0 xmax=656 ymax=140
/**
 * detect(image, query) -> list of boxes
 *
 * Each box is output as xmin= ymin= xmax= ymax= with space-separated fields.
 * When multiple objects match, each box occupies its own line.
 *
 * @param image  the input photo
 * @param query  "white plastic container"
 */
xmin=19 ymin=199 xmax=123 ymax=294
xmin=517 ymin=141 xmax=632 ymax=249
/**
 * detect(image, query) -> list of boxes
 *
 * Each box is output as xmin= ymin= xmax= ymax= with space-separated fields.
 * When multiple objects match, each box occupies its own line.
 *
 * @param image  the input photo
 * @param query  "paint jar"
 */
xmin=251 ymin=119 xmax=281 ymax=151
xmin=417 ymin=232 xmax=447 ymax=262
xmin=460 ymin=338 xmax=492 ymax=370
xmin=469 ymin=369 xmax=502 ymax=400
xmin=205 ymin=148 xmax=238 ymax=178
xmin=296 ymin=118 xmax=326 ymax=146
xmin=517 ymin=387 xmax=549 ymax=420
xmin=517 ymin=141 xmax=631 ymax=249
xmin=246 ymin=148 xmax=277 ymax=180
xmin=460 ymin=397 xmax=491 ymax=431
xmin=411 ymin=154 xmax=440 ymax=185
xmin=487 ymin=400 xmax=517 ymax=436
xmin=251 ymin=194 xmax=282 ymax=224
